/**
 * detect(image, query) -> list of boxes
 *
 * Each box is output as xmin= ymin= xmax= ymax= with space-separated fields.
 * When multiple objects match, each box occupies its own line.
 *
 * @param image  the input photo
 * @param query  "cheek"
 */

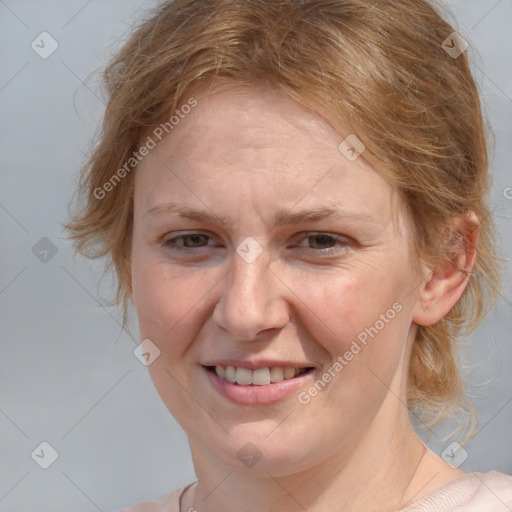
xmin=291 ymin=256 xmax=412 ymax=400
xmin=131 ymin=247 xmax=209 ymax=354
xmin=130 ymin=248 xmax=213 ymax=425
xmin=295 ymin=264 xmax=407 ymax=350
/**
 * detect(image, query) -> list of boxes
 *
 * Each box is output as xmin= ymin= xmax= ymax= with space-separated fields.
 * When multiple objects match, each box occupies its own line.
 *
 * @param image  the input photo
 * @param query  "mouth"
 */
xmin=201 ymin=359 xmax=318 ymax=405
xmin=204 ymin=365 xmax=315 ymax=386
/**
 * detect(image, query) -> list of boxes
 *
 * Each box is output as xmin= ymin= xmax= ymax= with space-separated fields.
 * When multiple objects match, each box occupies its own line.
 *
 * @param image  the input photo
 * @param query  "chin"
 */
xmin=191 ymin=425 xmax=326 ymax=476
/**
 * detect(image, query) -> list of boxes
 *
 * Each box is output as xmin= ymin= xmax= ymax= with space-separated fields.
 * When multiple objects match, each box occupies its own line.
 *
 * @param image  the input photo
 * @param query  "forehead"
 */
xmin=180 ymin=87 xmax=337 ymax=155
xmin=135 ymin=87 xmax=408 ymax=236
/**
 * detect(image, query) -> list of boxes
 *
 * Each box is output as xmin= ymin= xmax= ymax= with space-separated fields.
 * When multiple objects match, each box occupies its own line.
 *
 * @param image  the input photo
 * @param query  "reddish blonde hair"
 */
xmin=65 ymin=0 xmax=502 ymax=434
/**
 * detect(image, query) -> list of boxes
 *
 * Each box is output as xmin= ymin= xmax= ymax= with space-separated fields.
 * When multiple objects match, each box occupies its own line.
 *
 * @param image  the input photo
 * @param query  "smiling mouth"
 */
xmin=204 ymin=365 xmax=314 ymax=386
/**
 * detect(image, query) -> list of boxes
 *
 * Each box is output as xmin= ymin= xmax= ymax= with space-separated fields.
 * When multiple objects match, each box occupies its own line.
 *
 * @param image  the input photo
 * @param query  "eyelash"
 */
xmin=162 ymin=232 xmax=352 ymax=255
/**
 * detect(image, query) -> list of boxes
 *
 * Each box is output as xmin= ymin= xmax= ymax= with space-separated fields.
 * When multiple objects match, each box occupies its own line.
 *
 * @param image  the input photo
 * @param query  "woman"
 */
xmin=65 ymin=0 xmax=512 ymax=510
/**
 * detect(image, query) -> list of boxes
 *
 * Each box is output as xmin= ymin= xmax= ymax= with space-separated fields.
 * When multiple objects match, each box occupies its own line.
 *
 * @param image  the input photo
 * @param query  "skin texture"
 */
xmin=130 ymin=87 xmax=475 ymax=512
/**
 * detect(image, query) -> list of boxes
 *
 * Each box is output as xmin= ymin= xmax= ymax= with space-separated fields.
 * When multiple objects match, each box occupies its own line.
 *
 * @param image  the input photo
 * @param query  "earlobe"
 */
xmin=412 ymin=212 xmax=479 ymax=327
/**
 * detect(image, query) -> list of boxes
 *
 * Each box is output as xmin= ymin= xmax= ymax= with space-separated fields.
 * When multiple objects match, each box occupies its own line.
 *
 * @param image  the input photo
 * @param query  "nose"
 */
xmin=212 ymin=248 xmax=290 ymax=341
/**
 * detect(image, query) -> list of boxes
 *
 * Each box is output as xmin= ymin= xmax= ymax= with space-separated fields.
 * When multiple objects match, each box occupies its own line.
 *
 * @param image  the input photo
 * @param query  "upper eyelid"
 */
xmin=164 ymin=232 xmax=218 ymax=243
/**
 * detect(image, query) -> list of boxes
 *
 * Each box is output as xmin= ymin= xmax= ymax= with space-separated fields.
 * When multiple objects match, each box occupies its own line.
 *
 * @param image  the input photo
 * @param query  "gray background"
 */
xmin=0 ymin=1 xmax=511 ymax=511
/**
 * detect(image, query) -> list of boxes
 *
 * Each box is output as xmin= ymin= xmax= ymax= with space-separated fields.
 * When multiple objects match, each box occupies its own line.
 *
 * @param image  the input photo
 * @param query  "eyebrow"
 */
xmin=145 ymin=202 xmax=375 ymax=227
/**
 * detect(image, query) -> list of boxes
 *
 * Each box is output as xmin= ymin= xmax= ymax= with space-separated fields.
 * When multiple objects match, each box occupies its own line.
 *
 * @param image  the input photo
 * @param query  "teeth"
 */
xmin=214 ymin=365 xmax=309 ymax=385
xmin=269 ymin=367 xmax=284 ymax=382
xmin=284 ymin=367 xmax=295 ymax=379
xmin=225 ymin=366 xmax=236 ymax=383
xmin=252 ymin=368 xmax=271 ymax=385
xmin=235 ymin=367 xmax=252 ymax=385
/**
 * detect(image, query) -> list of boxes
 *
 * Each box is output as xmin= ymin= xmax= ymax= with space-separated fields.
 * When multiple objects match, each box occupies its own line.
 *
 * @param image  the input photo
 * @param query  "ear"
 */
xmin=412 ymin=211 xmax=479 ymax=327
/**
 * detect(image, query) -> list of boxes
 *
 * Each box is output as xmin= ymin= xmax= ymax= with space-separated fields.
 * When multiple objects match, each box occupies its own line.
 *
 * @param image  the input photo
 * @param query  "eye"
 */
xmin=162 ymin=232 xmax=216 ymax=253
xmin=161 ymin=231 xmax=352 ymax=256
xmin=296 ymin=233 xmax=352 ymax=253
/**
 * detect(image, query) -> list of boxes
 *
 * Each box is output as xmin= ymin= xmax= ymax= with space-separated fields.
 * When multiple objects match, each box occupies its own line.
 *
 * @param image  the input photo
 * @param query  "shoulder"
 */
xmin=400 ymin=471 xmax=512 ymax=511
xmin=115 ymin=484 xmax=192 ymax=512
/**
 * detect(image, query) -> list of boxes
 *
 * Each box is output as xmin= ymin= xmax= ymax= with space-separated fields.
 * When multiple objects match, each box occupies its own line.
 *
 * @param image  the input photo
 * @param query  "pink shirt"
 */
xmin=119 ymin=471 xmax=512 ymax=511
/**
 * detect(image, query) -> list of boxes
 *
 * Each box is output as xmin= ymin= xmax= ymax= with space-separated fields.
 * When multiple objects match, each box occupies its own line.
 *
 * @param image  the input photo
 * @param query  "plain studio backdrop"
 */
xmin=0 ymin=1 xmax=511 ymax=511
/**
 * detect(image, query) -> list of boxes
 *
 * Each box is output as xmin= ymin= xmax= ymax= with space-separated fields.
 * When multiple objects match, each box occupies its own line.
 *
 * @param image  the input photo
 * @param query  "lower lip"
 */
xmin=202 ymin=366 xmax=315 ymax=405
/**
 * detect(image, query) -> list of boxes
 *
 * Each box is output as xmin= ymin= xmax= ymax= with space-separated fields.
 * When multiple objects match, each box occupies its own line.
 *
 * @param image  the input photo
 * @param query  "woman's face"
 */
xmin=131 ymin=87 xmax=423 ymax=475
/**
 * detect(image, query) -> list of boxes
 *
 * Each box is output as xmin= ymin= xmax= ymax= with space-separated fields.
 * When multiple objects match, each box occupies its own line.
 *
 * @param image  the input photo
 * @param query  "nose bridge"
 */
xmin=213 ymin=247 xmax=287 ymax=339
xmin=233 ymin=246 xmax=272 ymax=298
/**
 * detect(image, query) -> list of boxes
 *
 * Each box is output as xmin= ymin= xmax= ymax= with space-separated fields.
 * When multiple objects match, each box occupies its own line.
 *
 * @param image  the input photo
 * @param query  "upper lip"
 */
xmin=201 ymin=359 xmax=317 ymax=370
